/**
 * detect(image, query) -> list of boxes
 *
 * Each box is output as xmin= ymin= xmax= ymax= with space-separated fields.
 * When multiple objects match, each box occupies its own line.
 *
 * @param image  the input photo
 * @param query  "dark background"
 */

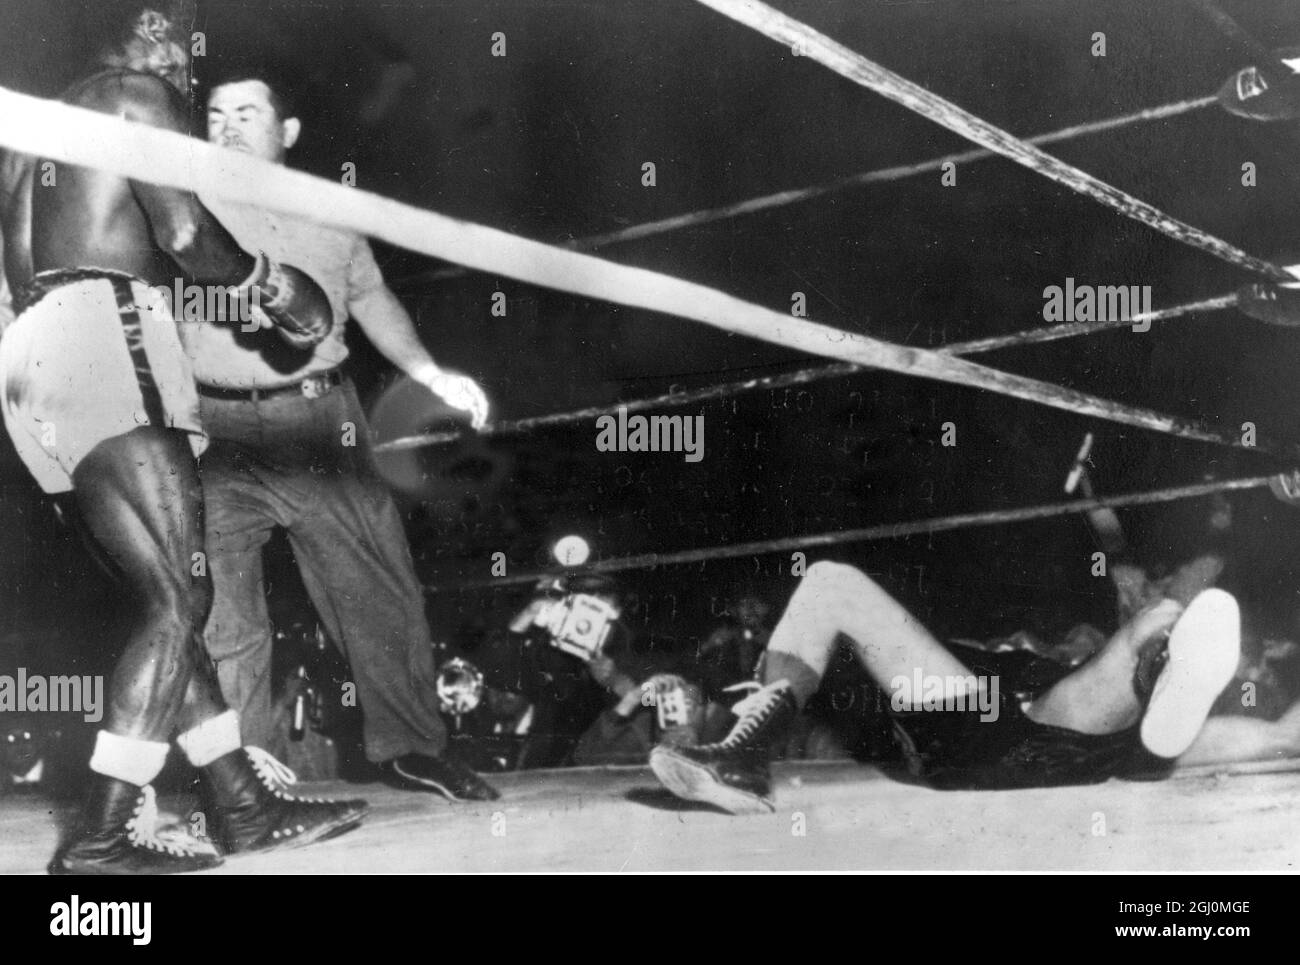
xmin=3 ymin=0 xmax=1300 ymax=670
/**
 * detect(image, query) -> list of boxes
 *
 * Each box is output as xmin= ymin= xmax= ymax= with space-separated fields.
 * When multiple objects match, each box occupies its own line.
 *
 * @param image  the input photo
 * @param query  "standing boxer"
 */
xmin=0 ymin=0 xmax=368 ymax=873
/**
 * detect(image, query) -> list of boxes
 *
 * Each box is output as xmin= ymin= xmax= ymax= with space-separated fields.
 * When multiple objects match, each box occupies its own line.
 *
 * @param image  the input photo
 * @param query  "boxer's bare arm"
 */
xmin=32 ymin=71 xmax=255 ymax=287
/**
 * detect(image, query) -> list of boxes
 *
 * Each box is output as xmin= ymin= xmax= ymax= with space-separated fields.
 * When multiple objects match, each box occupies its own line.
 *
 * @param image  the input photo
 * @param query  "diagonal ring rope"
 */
xmin=691 ymin=0 xmax=1291 ymax=282
xmin=375 ymin=292 xmax=1239 ymax=452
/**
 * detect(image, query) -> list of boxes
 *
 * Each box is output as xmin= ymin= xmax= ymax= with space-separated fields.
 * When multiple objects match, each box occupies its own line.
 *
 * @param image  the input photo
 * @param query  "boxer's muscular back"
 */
xmin=30 ymin=69 xmax=253 ymax=288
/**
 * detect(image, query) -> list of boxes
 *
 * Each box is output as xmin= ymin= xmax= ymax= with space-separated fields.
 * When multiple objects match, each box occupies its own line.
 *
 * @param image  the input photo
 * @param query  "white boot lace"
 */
xmin=124 ymin=786 xmax=209 ymax=858
xmin=718 ymin=681 xmax=787 ymax=749
xmin=246 ymin=746 xmax=325 ymax=802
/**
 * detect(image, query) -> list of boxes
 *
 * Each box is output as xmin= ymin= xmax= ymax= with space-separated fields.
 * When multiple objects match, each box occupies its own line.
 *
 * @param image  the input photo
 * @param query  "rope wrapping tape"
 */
xmin=692 ymin=0 xmax=1290 ymax=282
xmin=0 ymin=86 xmax=1275 ymax=454
xmin=432 ymin=475 xmax=1276 ymax=591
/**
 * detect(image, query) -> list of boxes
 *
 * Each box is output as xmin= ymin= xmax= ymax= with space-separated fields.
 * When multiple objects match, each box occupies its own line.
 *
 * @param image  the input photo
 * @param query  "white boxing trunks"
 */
xmin=0 ymin=268 xmax=206 ymax=493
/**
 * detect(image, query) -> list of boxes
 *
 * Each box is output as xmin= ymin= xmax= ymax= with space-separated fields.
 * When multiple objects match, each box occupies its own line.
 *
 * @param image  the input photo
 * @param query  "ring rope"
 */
xmin=938 ymin=292 xmax=1239 ymax=356
xmin=428 ymin=474 xmax=1278 ymax=592
xmin=376 ymin=361 xmax=860 ymax=451
xmin=376 ymin=291 xmax=1238 ymax=452
xmin=691 ymin=0 xmax=1291 ymax=282
xmin=392 ymin=94 xmax=1216 ymax=292
xmin=0 ymin=89 xmax=1283 ymax=455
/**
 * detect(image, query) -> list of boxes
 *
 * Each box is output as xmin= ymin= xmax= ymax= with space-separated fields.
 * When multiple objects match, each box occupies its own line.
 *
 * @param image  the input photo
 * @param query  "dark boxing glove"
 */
xmin=239 ymin=252 xmax=333 ymax=349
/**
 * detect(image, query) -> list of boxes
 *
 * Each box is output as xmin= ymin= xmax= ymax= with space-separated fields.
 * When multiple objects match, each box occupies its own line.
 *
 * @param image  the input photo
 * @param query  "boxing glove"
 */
xmin=239 ymin=252 xmax=333 ymax=349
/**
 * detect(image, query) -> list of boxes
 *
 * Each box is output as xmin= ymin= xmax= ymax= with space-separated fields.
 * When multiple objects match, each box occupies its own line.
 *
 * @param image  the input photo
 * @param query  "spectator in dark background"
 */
xmin=696 ymin=593 xmax=772 ymax=698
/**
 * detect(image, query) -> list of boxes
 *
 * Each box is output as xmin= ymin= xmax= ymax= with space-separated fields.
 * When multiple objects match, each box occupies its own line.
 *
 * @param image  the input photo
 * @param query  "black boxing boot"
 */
xmin=1133 ymin=628 xmax=1172 ymax=708
xmin=202 ymin=747 xmax=369 ymax=854
xmin=649 ymin=680 xmax=797 ymax=815
xmin=51 ymin=777 xmax=222 ymax=875
xmin=179 ymin=710 xmax=368 ymax=854
xmin=51 ymin=729 xmax=221 ymax=875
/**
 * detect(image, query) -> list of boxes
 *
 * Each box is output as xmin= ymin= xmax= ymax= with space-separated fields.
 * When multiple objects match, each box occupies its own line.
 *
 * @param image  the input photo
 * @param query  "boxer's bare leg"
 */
xmin=177 ymin=665 xmax=230 ymax=732
xmin=71 ymin=425 xmax=367 ymax=857
xmin=766 ymin=560 xmax=973 ymax=707
xmin=1175 ymin=701 xmax=1300 ymax=767
xmin=1025 ymin=599 xmax=1183 ymax=735
xmin=1028 ymin=589 xmax=1240 ymax=760
xmin=50 ymin=426 xmax=227 ymax=874
xmin=653 ymin=559 xmax=978 ymax=813
xmin=71 ymin=426 xmax=211 ymax=741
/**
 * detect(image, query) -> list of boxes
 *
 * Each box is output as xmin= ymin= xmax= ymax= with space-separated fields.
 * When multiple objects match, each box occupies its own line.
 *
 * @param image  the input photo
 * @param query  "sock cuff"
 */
xmin=176 ymin=710 xmax=242 ymax=766
xmin=88 ymin=730 xmax=170 ymax=786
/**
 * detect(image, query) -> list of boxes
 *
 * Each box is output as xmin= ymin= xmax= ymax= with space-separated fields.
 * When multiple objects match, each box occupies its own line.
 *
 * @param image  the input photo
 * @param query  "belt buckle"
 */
xmin=300 ymin=375 xmax=330 ymax=400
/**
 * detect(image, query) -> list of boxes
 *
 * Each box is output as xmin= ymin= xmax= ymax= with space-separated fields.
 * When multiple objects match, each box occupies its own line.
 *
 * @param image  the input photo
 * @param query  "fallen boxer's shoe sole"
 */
xmin=1140 ymin=589 xmax=1240 ymax=758
xmin=649 ymin=746 xmax=774 ymax=816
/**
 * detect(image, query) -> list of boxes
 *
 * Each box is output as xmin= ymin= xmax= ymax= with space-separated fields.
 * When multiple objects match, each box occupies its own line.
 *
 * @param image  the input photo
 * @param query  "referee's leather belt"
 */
xmin=198 ymin=369 xmax=345 ymax=403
